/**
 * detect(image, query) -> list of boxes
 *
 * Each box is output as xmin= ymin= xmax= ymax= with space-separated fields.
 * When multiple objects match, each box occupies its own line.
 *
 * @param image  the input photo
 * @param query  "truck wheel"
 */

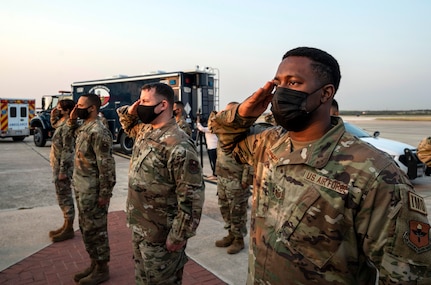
xmin=33 ymin=127 xmax=47 ymax=147
xmin=119 ymin=132 xmax=133 ymax=155
xmin=12 ymin=136 xmax=26 ymax=142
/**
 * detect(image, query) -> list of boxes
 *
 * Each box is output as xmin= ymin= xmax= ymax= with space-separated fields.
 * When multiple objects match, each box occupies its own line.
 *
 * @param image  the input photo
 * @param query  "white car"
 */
xmin=344 ymin=122 xmax=424 ymax=180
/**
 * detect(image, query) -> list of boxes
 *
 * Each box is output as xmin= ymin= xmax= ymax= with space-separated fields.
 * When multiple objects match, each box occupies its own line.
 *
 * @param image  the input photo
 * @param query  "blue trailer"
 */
xmin=71 ymin=70 xmax=218 ymax=154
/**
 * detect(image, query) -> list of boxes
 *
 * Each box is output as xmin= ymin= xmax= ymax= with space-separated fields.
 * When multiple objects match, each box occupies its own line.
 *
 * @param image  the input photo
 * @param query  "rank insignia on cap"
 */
xmin=403 ymin=220 xmax=431 ymax=253
xmin=188 ymin=159 xmax=200 ymax=174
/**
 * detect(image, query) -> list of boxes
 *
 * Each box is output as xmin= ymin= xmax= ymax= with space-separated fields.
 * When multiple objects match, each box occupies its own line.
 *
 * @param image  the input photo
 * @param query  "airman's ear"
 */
xmin=321 ymin=84 xmax=335 ymax=103
xmin=162 ymin=100 xmax=169 ymax=110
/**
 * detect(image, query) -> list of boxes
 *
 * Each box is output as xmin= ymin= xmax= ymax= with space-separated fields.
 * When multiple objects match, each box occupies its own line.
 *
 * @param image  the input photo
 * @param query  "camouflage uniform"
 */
xmin=417 ymin=137 xmax=431 ymax=175
xmin=99 ymin=113 xmax=109 ymax=129
xmin=117 ymin=106 xmax=205 ymax=285
xmin=176 ymin=116 xmax=192 ymax=137
xmin=49 ymin=118 xmax=75 ymax=221
xmin=210 ymin=104 xmax=431 ymax=285
xmin=216 ymin=146 xmax=253 ymax=239
xmin=69 ymin=118 xmax=116 ymax=262
xmin=418 ymin=136 xmax=431 ymax=166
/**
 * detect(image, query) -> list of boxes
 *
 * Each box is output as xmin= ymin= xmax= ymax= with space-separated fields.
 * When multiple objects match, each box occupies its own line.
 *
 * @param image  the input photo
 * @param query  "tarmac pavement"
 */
xmin=1 ymin=122 xmax=431 ymax=284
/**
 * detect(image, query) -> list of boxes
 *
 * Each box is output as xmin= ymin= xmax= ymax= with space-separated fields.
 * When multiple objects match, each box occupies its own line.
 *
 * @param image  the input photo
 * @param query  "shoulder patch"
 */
xmin=408 ymin=192 xmax=427 ymax=215
xmin=403 ymin=220 xmax=431 ymax=253
xmin=188 ymin=159 xmax=200 ymax=174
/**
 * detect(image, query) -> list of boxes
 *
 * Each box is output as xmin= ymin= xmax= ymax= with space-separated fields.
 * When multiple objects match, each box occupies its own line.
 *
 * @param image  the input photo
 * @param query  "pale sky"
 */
xmin=1 ymin=0 xmax=430 ymax=111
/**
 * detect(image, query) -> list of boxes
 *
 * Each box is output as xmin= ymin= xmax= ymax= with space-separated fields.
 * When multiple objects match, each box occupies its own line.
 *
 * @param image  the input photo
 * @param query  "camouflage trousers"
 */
xmin=54 ymin=177 xmax=75 ymax=220
xmin=75 ymin=191 xmax=110 ymax=261
xmin=132 ymin=231 xmax=188 ymax=285
xmin=217 ymin=176 xmax=250 ymax=238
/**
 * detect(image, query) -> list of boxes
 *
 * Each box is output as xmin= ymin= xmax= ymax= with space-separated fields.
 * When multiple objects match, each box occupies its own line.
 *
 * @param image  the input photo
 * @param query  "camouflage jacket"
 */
xmin=210 ymin=104 xmax=431 ymax=285
xmin=216 ymin=145 xmax=253 ymax=187
xmin=176 ymin=116 xmax=192 ymax=137
xmin=418 ymin=136 xmax=431 ymax=166
xmin=117 ymin=106 xmax=205 ymax=245
xmin=69 ymin=118 xmax=116 ymax=198
xmin=49 ymin=119 xmax=74 ymax=177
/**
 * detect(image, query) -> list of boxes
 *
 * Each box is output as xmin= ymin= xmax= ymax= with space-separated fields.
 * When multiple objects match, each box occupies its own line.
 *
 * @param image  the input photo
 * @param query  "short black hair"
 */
xmin=141 ymin=83 xmax=174 ymax=106
xmin=174 ymin=101 xmax=184 ymax=109
xmin=59 ymin=99 xmax=75 ymax=112
xmin=282 ymin=47 xmax=341 ymax=92
xmin=331 ymin=99 xmax=339 ymax=111
xmin=81 ymin=93 xmax=101 ymax=111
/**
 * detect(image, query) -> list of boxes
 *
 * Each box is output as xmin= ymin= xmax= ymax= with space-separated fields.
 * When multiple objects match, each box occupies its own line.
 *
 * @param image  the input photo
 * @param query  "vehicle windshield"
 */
xmin=49 ymin=97 xmax=60 ymax=111
xmin=42 ymin=96 xmax=54 ymax=111
xmin=42 ymin=95 xmax=72 ymax=111
xmin=344 ymin=122 xmax=371 ymax=138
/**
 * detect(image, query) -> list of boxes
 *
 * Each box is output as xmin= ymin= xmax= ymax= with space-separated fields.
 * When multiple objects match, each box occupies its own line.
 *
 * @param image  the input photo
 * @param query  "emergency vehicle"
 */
xmin=0 ymin=98 xmax=35 ymax=141
xmin=72 ymin=70 xmax=219 ymax=154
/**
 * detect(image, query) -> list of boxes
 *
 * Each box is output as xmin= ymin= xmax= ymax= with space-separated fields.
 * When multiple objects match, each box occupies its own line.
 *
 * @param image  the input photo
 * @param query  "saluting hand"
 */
xmin=70 ymin=105 xmax=78 ymax=120
xmin=51 ymin=107 xmax=58 ymax=116
xmin=128 ymin=100 xmax=141 ymax=115
xmin=238 ymin=81 xmax=275 ymax=118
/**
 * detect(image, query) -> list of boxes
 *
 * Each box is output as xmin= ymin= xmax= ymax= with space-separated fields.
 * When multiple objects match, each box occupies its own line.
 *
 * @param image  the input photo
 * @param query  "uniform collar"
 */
xmin=78 ymin=119 xmax=97 ymax=132
xmin=141 ymin=117 xmax=177 ymax=139
xmin=270 ymin=117 xmax=345 ymax=168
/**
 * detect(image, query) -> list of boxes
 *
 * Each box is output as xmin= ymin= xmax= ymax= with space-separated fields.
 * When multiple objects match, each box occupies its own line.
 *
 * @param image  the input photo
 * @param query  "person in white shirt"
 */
xmin=196 ymin=112 xmax=218 ymax=179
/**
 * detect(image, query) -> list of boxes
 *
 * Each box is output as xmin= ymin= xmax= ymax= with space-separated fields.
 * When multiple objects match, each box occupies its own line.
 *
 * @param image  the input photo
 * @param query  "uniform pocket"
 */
xmin=133 ymin=147 xmax=152 ymax=172
xmin=277 ymin=185 xmax=349 ymax=268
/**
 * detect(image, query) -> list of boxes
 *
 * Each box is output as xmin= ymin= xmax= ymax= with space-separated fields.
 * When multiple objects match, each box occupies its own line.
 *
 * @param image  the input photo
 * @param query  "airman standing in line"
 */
xmin=210 ymin=47 xmax=431 ymax=284
xmin=48 ymin=99 xmax=76 ymax=242
xmin=117 ymin=83 xmax=205 ymax=284
xmin=69 ymin=93 xmax=116 ymax=285
xmin=210 ymin=103 xmax=253 ymax=254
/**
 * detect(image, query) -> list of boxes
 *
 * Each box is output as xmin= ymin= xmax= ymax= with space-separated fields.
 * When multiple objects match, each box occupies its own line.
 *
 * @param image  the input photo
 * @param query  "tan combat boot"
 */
xmin=48 ymin=219 xmax=66 ymax=238
xmin=227 ymin=237 xmax=244 ymax=254
xmin=74 ymin=260 xmax=96 ymax=282
xmin=79 ymin=260 xmax=110 ymax=285
xmin=51 ymin=219 xmax=74 ymax=242
xmin=215 ymin=232 xmax=235 ymax=247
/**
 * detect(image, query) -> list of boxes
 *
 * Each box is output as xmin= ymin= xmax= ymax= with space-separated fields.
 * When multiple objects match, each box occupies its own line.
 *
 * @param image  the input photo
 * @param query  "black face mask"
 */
xmin=137 ymin=101 xmax=163 ymax=124
xmin=270 ymin=86 xmax=323 ymax=132
xmin=76 ymin=107 xmax=92 ymax=120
